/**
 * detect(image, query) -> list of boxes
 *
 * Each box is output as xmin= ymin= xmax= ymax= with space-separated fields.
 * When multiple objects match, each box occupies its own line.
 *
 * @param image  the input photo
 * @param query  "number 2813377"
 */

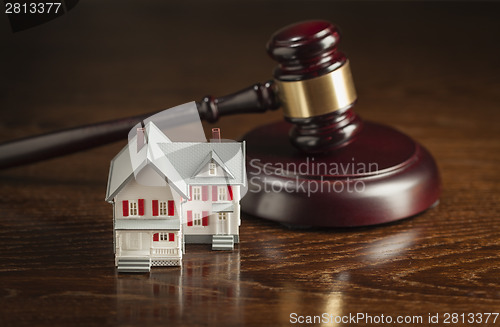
xmin=5 ymin=2 xmax=62 ymax=14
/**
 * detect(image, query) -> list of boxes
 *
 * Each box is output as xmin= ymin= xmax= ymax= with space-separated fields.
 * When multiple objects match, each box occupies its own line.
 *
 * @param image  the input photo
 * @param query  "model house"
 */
xmin=105 ymin=122 xmax=246 ymax=272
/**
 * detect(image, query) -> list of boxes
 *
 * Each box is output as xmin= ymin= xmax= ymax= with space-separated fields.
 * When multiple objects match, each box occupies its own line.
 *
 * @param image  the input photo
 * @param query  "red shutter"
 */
xmin=152 ymin=200 xmax=159 ymax=216
xmin=153 ymin=233 xmax=159 ymax=242
xmin=138 ymin=199 xmax=145 ymax=215
xmin=212 ymin=186 xmax=217 ymax=201
xmin=168 ymin=200 xmax=174 ymax=216
xmin=187 ymin=210 xmax=193 ymax=226
xmin=122 ymin=200 xmax=129 ymax=217
xmin=227 ymin=185 xmax=233 ymax=200
xmin=202 ymin=210 xmax=209 ymax=226
xmin=202 ymin=186 xmax=208 ymax=201
xmin=189 ymin=186 xmax=192 ymax=201
xmin=169 ymin=233 xmax=175 ymax=242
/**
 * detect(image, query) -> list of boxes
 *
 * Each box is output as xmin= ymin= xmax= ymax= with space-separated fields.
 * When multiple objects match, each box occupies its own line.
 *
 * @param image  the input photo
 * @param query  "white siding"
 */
xmin=182 ymin=185 xmax=240 ymax=236
xmin=114 ymin=166 xmax=181 ymax=220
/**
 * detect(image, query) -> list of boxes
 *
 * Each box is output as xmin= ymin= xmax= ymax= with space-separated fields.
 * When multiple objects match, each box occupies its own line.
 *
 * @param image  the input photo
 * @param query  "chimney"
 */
xmin=211 ymin=128 xmax=221 ymax=142
xmin=137 ymin=127 xmax=145 ymax=152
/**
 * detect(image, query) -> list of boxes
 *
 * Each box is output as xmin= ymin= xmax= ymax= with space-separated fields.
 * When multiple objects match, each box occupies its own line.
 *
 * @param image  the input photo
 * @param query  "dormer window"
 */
xmin=209 ymin=161 xmax=217 ymax=176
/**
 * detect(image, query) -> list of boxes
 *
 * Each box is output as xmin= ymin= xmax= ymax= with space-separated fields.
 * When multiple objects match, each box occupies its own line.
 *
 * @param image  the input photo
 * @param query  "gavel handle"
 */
xmin=0 ymin=81 xmax=279 ymax=170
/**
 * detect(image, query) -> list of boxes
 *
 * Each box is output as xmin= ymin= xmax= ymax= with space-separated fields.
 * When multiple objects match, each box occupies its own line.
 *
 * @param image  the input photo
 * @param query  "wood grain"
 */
xmin=1 ymin=1 xmax=499 ymax=326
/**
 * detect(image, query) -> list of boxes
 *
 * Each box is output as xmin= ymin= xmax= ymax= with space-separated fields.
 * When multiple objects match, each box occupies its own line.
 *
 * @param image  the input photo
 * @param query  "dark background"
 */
xmin=0 ymin=1 xmax=499 ymax=326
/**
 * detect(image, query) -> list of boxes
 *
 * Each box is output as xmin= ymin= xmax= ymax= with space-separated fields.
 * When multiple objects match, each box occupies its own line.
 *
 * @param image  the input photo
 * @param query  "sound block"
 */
xmin=240 ymin=121 xmax=440 ymax=227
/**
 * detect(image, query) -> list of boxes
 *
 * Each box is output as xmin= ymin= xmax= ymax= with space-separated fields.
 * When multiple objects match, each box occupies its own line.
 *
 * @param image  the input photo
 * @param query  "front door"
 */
xmin=126 ymin=233 xmax=142 ymax=250
xmin=121 ymin=232 xmax=150 ymax=256
xmin=217 ymin=212 xmax=229 ymax=235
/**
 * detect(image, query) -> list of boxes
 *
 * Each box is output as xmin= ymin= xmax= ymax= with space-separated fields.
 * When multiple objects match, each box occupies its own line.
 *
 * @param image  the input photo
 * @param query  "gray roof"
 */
xmin=158 ymin=141 xmax=246 ymax=186
xmin=115 ymin=218 xmax=180 ymax=230
xmin=212 ymin=203 xmax=235 ymax=212
xmin=105 ymin=122 xmax=169 ymax=202
xmin=191 ymin=150 xmax=235 ymax=179
xmin=105 ymin=122 xmax=246 ymax=202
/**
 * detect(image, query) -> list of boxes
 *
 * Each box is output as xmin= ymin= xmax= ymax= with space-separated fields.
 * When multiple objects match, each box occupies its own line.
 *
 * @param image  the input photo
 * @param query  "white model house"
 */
xmin=105 ymin=122 xmax=246 ymax=272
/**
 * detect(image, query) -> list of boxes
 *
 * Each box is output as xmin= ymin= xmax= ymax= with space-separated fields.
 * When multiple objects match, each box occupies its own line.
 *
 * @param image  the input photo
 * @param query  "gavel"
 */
xmin=0 ymin=20 xmax=440 ymax=227
xmin=0 ymin=20 xmax=359 ymax=169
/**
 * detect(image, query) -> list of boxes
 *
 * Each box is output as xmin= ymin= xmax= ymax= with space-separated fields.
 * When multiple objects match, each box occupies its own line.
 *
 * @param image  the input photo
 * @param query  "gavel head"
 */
xmin=267 ymin=20 xmax=363 ymax=153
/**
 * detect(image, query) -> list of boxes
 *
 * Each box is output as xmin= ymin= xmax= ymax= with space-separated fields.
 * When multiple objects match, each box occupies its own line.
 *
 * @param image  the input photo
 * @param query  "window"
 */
xmin=192 ymin=186 xmax=201 ymax=201
xmin=218 ymin=186 xmax=227 ymax=201
xmin=123 ymin=199 xmax=144 ymax=216
xmin=188 ymin=212 xmax=208 ymax=227
xmin=192 ymin=212 xmax=209 ymax=226
xmin=218 ymin=212 xmax=228 ymax=220
xmin=159 ymin=201 xmax=167 ymax=216
xmin=129 ymin=201 xmax=138 ymax=216
xmin=193 ymin=213 xmax=202 ymax=226
xmin=153 ymin=233 xmax=175 ymax=242
xmin=153 ymin=200 xmax=174 ymax=216
xmin=209 ymin=161 xmax=217 ymax=176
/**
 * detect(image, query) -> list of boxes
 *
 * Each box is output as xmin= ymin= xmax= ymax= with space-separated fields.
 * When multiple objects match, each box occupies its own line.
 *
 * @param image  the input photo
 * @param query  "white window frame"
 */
xmin=129 ymin=201 xmax=138 ymax=216
xmin=159 ymin=201 xmax=168 ymax=216
xmin=159 ymin=232 xmax=174 ymax=242
xmin=218 ymin=186 xmax=227 ymax=201
xmin=209 ymin=161 xmax=217 ymax=176
xmin=218 ymin=212 xmax=228 ymax=220
xmin=192 ymin=186 xmax=201 ymax=201
xmin=193 ymin=212 xmax=202 ymax=226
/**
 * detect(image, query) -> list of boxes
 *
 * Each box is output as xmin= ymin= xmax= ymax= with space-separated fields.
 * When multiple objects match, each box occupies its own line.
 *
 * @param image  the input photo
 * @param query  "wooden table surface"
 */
xmin=1 ymin=1 xmax=499 ymax=326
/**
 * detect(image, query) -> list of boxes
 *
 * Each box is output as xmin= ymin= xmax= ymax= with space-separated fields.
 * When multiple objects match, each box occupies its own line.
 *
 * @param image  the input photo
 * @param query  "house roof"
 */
xmin=105 ymin=122 xmax=173 ymax=202
xmin=105 ymin=122 xmax=246 ymax=202
xmin=106 ymin=144 xmax=136 ymax=204
xmin=115 ymin=218 xmax=181 ymax=230
xmin=212 ymin=203 xmax=235 ymax=212
xmin=191 ymin=150 xmax=235 ymax=179
xmin=158 ymin=141 xmax=246 ymax=186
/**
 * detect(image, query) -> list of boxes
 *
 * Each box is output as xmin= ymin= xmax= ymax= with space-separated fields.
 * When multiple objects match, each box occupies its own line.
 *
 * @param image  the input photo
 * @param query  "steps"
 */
xmin=212 ymin=235 xmax=235 ymax=251
xmin=117 ymin=257 xmax=151 ymax=273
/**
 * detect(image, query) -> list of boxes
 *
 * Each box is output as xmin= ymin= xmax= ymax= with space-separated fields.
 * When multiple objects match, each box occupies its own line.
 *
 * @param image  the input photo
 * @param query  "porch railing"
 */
xmin=151 ymin=247 xmax=179 ymax=256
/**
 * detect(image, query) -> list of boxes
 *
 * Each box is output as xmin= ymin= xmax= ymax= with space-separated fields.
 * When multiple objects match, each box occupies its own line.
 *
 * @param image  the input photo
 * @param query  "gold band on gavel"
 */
xmin=276 ymin=60 xmax=357 ymax=119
